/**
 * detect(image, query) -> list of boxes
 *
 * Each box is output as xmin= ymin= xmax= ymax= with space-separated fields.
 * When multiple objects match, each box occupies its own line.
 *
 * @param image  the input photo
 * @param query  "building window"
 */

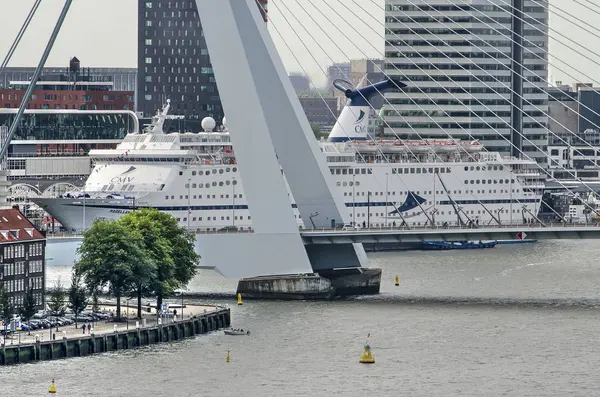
xmin=145 ymin=1 xmax=152 ymax=8
xmin=145 ymin=39 xmax=152 ymax=45
xmin=145 ymin=57 xmax=152 ymax=64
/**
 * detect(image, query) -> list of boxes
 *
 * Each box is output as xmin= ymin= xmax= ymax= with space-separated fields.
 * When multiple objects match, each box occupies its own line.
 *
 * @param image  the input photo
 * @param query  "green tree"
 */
xmin=48 ymin=279 xmax=66 ymax=316
xmin=91 ymin=289 xmax=101 ymax=313
xmin=20 ymin=287 xmax=37 ymax=333
xmin=0 ymin=285 xmax=13 ymax=325
xmin=75 ymin=219 xmax=150 ymax=320
xmin=68 ymin=270 xmax=88 ymax=329
xmin=119 ymin=208 xmax=198 ymax=312
xmin=118 ymin=211 xmax=163 ymax=318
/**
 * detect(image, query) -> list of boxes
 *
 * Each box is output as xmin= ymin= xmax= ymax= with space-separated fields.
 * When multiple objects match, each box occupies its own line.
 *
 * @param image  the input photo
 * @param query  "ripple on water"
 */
xmin=10 ymin=239 xmax=598 ymax=396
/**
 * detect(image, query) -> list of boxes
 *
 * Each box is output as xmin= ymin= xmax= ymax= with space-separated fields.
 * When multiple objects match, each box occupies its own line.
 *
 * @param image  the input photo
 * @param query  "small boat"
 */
xmin=224 ymin=328 xmax=250 ymax=336
xmin=420 ymin=240 xmax=497 ymax=250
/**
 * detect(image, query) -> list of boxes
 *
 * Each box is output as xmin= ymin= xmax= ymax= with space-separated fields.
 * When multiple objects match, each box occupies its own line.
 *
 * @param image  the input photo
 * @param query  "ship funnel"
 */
xmin=327 ymin=79 xmax=406 ymax=142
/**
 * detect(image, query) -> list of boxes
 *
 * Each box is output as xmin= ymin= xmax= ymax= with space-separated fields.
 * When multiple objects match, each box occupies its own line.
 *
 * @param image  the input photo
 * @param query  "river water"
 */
xmin=3 ymin=240 xmax=600 ymax=396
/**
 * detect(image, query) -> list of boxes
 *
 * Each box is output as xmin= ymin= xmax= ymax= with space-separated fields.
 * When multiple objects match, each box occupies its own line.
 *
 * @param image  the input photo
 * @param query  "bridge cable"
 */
xmin=295 ymin=0 xmax=557 ymax=225
xmin=359 ymin=0 xmax=600 ymax=219
xmin=258 ymin=0 xmax=415 ymax=228
xmin=0 ymin=0 xmax=42 ymax=79
xmin=273 ymin=0 xmax=513 ymax=227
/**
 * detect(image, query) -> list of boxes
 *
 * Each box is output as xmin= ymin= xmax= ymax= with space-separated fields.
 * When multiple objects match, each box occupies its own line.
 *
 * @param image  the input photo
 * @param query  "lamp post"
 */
xmin=126 ymin=298 xmax=129 ymax=330
xmin=308 ymin=212 xmax=319 ymax=229
xmin=179 ymin=289 xmax=185 ymax=319
xmin=82 ymin=188 xmax=86 ymax=233
xmin=509 ymin=173 xmax=513 ymax=225
xmin=367 ymin=192 xmax=371 ymax=228
xmin=232 ymin=177 xmax=236 ymax=228
xmin=187 ymin=178 xmax=191 ymax=232
xmin=385 ymin=173 xmax=389 ymax=227
xmin=352 ymin=174 xmax=356 ymax=226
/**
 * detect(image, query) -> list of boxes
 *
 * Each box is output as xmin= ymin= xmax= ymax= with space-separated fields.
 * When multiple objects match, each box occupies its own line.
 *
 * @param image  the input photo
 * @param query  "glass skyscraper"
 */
xmin=137 ymin=0 xmax=268 ymax=130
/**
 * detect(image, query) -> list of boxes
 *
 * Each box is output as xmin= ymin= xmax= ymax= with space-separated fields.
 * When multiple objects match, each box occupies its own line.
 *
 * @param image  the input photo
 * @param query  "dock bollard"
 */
xmin=395 ymin=275 xmax=399 ymax=286
xmin=226 ymin=350 xmax=230 ymax=363
xmin=237 ymin=293 xmax=243 ymax=305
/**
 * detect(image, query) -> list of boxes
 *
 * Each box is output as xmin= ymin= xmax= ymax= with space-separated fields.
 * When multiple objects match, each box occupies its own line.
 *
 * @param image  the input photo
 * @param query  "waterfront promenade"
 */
xmin=0 ymin=304 xmax=231 ymax=366
xmin=2 ymin=302 xmax=217 ymax=346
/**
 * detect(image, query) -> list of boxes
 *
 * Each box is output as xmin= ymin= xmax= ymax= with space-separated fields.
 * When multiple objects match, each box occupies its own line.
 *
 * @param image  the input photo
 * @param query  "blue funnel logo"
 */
xmin=355 ymin=110 xmax=366 ymax=124
xmin=389 ymin=191 xmax=427 ymax=214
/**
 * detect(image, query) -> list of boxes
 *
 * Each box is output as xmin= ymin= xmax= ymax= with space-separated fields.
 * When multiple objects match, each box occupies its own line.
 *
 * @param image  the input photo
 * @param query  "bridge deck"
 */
xmin=46 ymin=223 xmax=600 ymax=244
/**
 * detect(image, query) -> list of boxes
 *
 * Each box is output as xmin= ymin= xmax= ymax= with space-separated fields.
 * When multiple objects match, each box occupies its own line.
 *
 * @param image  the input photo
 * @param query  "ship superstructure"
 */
xmin=32 ymin=83 xmax=545 ymax=232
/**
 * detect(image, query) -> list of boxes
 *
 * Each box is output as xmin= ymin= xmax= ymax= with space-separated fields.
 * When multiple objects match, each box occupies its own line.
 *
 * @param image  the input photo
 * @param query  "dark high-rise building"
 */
xmin=137 ymin=0 xmax=268 ymax=130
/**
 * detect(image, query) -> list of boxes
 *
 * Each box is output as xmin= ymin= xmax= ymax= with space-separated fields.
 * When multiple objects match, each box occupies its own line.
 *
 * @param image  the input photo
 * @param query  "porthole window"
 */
xmin=476 ymin=166 xmax=480 ymax=171
xmin=226 ymin=180 xmax=231 ymax=185
xmin=192 ymin=171 xmax=197 ymax=176
xmin=212 ymin=182 xmax=217 ymax=186
xmin=233 ymin=180 xmax=238 ymax=185
xmin=219 ymin=169 xmax=224 ymax=174
xmin=233 ymin=167 xmax=238 ymax=172
xmin=212 ymin=169 xmax=217 ymax=174
xmin=219 ymin=182 xmax=224 ymax=186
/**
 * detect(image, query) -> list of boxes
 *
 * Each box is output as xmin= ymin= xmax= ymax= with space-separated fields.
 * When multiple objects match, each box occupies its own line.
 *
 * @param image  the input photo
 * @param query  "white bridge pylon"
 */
xmin=194 ymin=0 xmax=366 ymax=277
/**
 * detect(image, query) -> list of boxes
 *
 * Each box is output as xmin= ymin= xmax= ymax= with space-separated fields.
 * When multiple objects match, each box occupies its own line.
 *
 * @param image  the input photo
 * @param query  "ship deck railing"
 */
xmin=44 ymin=221 xmax=600 ymax=239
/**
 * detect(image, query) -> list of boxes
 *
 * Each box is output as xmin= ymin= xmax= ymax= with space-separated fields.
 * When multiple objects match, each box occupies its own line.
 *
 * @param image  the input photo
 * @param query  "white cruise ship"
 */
xmin=32 ymin=80 xmax=545 ymax=231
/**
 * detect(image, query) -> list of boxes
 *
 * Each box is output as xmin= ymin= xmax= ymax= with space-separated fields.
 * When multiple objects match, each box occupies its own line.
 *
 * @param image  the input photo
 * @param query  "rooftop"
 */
xmin=0 ymin=209 xmax=45 ymax=242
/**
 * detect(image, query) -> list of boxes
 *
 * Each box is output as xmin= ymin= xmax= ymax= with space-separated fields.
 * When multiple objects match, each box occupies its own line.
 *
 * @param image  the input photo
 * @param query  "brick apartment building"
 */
xmin=0 ymin=57 xmax=134 ymax=112
xmin=0 ymin=209 xmax=46 ymax=311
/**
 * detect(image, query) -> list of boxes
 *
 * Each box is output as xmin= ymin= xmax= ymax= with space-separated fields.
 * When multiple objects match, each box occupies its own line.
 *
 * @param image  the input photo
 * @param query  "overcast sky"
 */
xmin=0 ymin=0 xmax=598 ymax=88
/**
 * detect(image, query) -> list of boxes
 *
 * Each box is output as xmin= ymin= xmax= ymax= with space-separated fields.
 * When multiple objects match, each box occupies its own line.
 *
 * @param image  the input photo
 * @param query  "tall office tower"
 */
xmin=137 ymin=0 xmax=268 ymax=130
xmin=383 ymin=1 xmax=549 ymax=164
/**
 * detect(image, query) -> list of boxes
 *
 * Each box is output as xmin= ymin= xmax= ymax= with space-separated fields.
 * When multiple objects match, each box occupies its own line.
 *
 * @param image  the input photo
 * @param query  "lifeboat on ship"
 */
xmin=432 ymin=139 xmax=458 ymax=153
xmin=462 ymin=140 xmax=484 ymax=152
xmin=354 ymin=140 xmax=379 ymax=153
xmin=406 ymin=140 xmax=430 ymax=154
xmin=388 ymin=140 xmax=408 ymax=153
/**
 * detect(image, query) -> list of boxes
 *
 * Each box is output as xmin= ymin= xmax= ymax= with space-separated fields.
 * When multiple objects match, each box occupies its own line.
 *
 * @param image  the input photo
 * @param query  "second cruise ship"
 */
xmin=32 ymin=79 xmax=545 ymax=231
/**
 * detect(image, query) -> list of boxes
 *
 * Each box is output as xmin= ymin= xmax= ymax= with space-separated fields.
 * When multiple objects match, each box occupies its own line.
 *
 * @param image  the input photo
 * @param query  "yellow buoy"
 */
xmin=237 ymin=293 xmax=243 ymax=305
xmin=49 ymin=378 xmax=57 ymax=393
xmin=359 ymin=344 xmax=375 ymax=364
xmin=395 ymin=275 xmax=399 ymax=286
xmin=226 ymin=350 xmax=230 ymax=363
